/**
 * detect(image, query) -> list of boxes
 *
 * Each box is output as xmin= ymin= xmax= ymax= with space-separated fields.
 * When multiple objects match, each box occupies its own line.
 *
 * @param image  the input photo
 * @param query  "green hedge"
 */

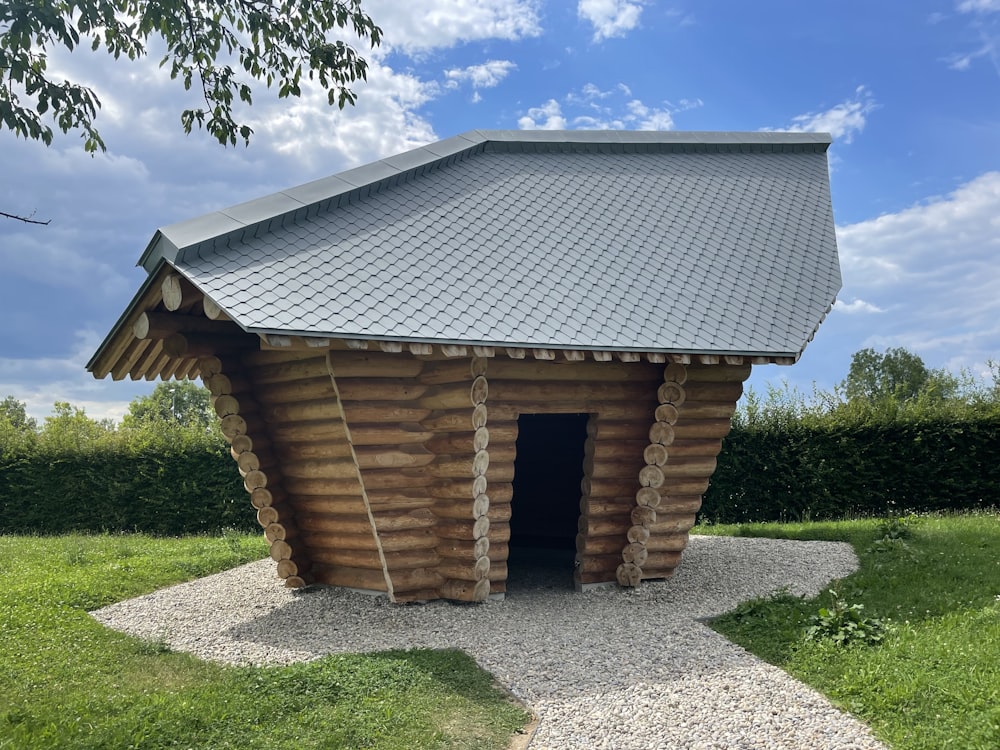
xmin=703 ymin=412 xmax=1000 ymax=523
xmin=0 ymin=432 xmax=253 ymax=536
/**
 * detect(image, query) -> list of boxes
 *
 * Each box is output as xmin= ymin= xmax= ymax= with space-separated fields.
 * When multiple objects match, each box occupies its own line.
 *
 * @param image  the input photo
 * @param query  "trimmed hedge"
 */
xmin=0 ymin=432 xmax=253 ymax=536
xmin=703 ymin=411 xmax=1000 ymax=523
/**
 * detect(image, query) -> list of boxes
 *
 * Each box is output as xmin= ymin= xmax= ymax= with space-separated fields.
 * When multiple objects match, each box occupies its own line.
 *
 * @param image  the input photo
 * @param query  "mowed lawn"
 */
xmin=0 ymin=533 xmax=528 ymax=750
xmin=699 ymin=513 xmax=1000 ymax=750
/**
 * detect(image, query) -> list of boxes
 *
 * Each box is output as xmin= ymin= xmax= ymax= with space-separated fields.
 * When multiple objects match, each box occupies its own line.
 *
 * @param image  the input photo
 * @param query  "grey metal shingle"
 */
xmin=147 ymin=131 xmax=840 ymax=357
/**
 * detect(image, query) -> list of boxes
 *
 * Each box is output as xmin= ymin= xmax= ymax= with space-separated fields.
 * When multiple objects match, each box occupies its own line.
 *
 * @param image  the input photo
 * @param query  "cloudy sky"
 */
xmin=2 ymin=0 xmax=999 ymax=421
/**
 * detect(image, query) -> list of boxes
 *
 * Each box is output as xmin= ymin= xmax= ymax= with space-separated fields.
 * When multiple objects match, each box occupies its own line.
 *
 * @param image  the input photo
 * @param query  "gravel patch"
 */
xmin=92 ymin=536 xmax=888 ymax=749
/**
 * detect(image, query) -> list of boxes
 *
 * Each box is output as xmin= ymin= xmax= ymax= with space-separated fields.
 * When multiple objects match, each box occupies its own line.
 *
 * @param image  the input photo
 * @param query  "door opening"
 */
xmin=507 ymin=413 xmax=590 ymax=589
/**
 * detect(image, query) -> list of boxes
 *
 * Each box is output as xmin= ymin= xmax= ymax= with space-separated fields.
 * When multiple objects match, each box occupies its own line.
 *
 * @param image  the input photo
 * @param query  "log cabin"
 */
xmin=88 ymin=130 xmax=841 ymax=603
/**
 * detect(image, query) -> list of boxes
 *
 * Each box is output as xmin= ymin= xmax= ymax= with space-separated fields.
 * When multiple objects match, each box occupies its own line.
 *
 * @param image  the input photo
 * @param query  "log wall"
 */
xmin=114 ymin=275 xmax=754 ymax=602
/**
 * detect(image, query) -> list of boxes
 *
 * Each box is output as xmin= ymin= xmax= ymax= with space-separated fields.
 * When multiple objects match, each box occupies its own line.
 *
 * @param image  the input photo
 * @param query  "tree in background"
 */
xmin=842 ymin=347 xmax=958 ymax=403
xmin=123 ymin=381 xmax=215 ymax=428
xmin=1 ymin=0 xmax=381 ymax=223
xmin=0 ymin=396 xmax=37 ymax=432
xmin=37 ymin=401 xmax=114 ymax=453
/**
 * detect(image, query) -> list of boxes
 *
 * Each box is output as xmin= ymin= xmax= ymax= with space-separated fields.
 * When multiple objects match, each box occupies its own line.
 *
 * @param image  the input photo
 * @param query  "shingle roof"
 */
xmin=139 ymin=130 xmax=842 ymax=358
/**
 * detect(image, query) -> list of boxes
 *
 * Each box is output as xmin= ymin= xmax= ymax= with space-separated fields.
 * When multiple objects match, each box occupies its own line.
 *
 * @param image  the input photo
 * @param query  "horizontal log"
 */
xmin=213 ymin=394 xmax=242 ymax=419
xmin=432 ymin=480 xmax=512 ymax=502
xmin=436 ymin=501 xmax=510 ymax=523
xmin=577 ymin=534 xmax=630 ymax=556
xmin=260 ymin=398 xmax=341 ymax=423
xmin=327 ymin=351 xmax=425 ymax=379
xmin=371 ymin=508 xmax=440 ymax=532
xmin=356 ymin=446 xmax=435 ymax=469
xmin=281 ymin=474 xmax=401 ymax=496
xmin=676 ymin=402 xmax=738 ymax=420
xmin=294 ymin=513 xmax=375 ymax=536
xmin=205 ymin=372 xmax=252 ymax=397
xmin=133 ymin=311 xmax=236 ymax=340
xmin=670 ymin=419 xmax=735 ymax=439
xmin=365 ymin=491 xmax=437 ymax=511
xmin=640 ymin=569 xmax=677 ymax=581
xmin=685 ymin=363 xmax=752 ymax=382
xmin=581 ymin=497 xmax=632 ymax=518
xmin=647 ymin=526 xmax=695 ymax=546
xmin=281 ymin=458 xmax=359 ymax=480
xmin=439 ymin=578 xmax=491 ymax=602
xmin=589 ymin=439 xmax=649 ymax=459
xmin=578 ymin=553 xmax=622 ymax=575
xmin=299 ymin=529 xmax=377 ymax=552
xmin=341 ymin=404 xmax=433 ymax=424
xmin=219 ymin=413 xmax=264 ymax=439
xmin=311 ymin=564 xmax=389 ymax=592
xmin=336 ymin=378 xmax=429 ymax=402
xmin=434 ymin=493 xmax=490 ymax=520
xmin=418 ymin=358 xmax=489 ymax=385
xmin=483 ymin=359 xmax=661 ymax=383
xmin=437 ymin=537 xmax=499 ymax=560
xmin=234 ymin=450 xmax=260 ymax=473
xmin=575 ymin=569 xmax=617 ymax=585
xmin=387 ymin=567 xmax=446 ymax=596
xmin=638 ymin=465 xmax=665 ymax=488
xmin=253 ymin=376 xmax=336 ymax=405
xmin=309 ymin=547 xmax=438 ymax=570
xmin=320 ymin=528 xmax=437 ymax=554
xmin=643 ymin=551 xmax=685 ymax=570
xmin=291 ymin=495 xmax=368 ymax=515
xmin=657 ymin=495 xmax=704 ymax=514
xmin=681 ymin=381 xmax=745 ymax=402
xmin=660 ymin=478 xmax=711 ymax=495
xmin=275 ymin=440 xmax=353 ymax=461
xmin=664 ymin=439 xmax=724 ymax=457
xmin=583 ymin=477 xmax=641 ymax=499
xmin=661 ymin=456 xmax=718 ymax=477
xmin=635 ymin=487 xmax=661 ymax=509
xmin=197 ymin=356 xmax=225 ymax=379
xmin=347 ymin=424 xmax=433 ymax=446
xmin=420 ymin=409 xmax=487 ymax=432
xmin=246 ymin=355 xmax=330 ymax=384
xmin=487 ymin=379 xmax=655 ymax=404
xmin=587 ymin=459 xmax=646 ymax=480
xmin=578 ymin=515 xmax=630 ymax=537
xmin=242 ymin=469 xmax=268 ymax=491
xmin=268 ymin=420 xmax=349 ymax=442
xmin=436 ymin=557 xmax=490 ymax=582
xmin=436 ymin=518 xmax=487 ymax=541
xmin=649 ymin=513 xmax=696 ymax=549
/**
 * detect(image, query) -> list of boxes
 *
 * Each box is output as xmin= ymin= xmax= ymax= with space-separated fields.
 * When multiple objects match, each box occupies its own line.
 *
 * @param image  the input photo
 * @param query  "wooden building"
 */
xmin=88 ymin=130 xmax=841 ymax=602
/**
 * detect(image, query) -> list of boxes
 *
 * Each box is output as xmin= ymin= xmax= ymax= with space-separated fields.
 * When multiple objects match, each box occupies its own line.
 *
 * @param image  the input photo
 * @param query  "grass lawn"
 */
xmin=0 ymin=533 xmax=529 ymax=749
xmin=697 ymin=513 xmax=1000 ymax=750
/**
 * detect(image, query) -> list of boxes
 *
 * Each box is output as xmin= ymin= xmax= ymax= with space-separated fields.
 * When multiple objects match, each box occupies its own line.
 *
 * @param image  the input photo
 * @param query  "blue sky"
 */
xmin=2 ymin=0 xmax=999 ymax=421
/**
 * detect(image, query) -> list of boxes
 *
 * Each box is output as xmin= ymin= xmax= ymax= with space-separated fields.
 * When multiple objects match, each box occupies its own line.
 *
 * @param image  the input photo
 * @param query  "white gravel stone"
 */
xmin=91 ymin=535 xmax=888 ymax=749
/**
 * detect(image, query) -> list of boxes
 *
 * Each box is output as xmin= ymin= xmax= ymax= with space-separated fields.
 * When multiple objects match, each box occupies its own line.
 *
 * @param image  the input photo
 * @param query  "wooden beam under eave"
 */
xmin=90 ymin=266 xmax=170 ymax=379
xmin=110 ymin=337 xmax=147 ymax=381
xmin=129 ymin=339 xmax=164 ymax=380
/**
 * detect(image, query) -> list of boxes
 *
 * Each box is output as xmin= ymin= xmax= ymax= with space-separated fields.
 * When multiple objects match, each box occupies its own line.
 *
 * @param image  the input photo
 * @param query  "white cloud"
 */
xmin=957 ymin=0 xmax=1000 ymax=13
xmin=444 ymin=60 xmax=517 ymax=91
xmin=520 ymin=84 xmax=691 ymax=131
xmin=834 ymin=299 xmax=886 ymax=315
xmin=834 ymin=172 xmax=1000 ymax=368
xmin=578 ymin=0 xmax=645 ymax=41
xmin=518 ymin=99 xmax=568 ymax=130
xmin=364 ymin=0 xmax=541 ymax=54
xmin=781 ymin=86 xmax=877 ymax=143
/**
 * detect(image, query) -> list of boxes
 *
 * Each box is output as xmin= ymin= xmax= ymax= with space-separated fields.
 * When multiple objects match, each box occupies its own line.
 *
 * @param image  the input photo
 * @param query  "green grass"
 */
xmin=0 ymin=533 xmax=529 ymax=749
xmin=696 ymin=513 xmax=1000 ymax=750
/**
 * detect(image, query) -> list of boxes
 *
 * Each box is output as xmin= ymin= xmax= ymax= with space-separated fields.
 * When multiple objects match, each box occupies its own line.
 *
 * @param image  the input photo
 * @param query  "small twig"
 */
xmin=1 ymin=209 xmax=51 ymax=225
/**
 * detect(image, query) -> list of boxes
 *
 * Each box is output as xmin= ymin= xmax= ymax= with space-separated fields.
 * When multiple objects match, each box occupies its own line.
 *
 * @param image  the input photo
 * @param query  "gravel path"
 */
xmin=92 ymin=536 xmax=888 ymax=749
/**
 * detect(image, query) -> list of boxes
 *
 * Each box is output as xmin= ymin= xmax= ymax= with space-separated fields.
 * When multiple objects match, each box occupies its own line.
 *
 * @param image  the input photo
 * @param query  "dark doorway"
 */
xmin=507 ymin=413 xmax=589 ymax=590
